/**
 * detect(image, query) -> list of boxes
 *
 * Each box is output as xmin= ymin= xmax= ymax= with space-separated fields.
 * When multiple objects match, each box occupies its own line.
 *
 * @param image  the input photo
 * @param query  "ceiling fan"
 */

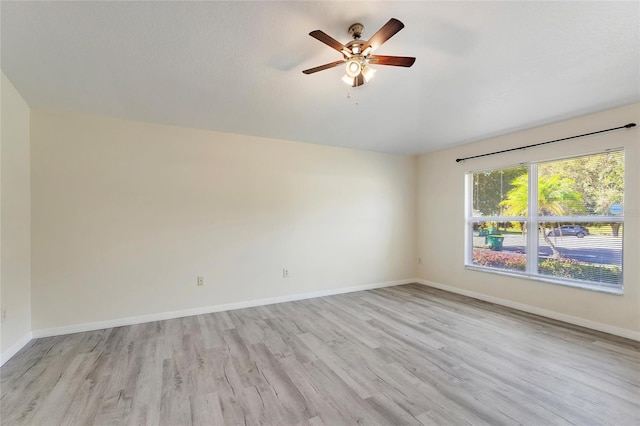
xmin=302 ymin=18 xmax=416 ymax=87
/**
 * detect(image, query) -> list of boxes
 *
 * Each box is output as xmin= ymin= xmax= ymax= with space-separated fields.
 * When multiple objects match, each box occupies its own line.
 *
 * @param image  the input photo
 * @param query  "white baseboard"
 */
xmin=416 ymin=279 xmax=640 ymax=342
xmin=1 ymin=332 xmax=33 ymax=367
xmin=26 ymin=277 xmax=638 ymax=344
xmin=32 ymin=278 xmax=416 ymax=339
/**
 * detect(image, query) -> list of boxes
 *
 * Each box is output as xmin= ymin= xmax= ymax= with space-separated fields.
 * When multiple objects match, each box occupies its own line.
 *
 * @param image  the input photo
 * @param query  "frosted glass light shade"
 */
xmin=345 ymin=60 xmax=362 ymax=78
xmin=361 ymin=65 xmax=376 ymax=82
xmin=341 ymin=74 xmax=355 ymax=85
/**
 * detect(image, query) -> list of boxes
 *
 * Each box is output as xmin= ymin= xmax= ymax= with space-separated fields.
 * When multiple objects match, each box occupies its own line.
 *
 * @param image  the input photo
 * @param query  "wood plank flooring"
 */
xmin=1 ymin=284 xmax=639 ymax=425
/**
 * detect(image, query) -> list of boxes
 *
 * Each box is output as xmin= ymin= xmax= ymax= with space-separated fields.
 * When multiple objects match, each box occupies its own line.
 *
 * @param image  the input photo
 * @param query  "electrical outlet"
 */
xmin=197 ymin=276 xmax=204 ymax=286
xmin=1 ymin=308 xmax=6 ymax=322
xmin=283 ymin=269 xmax=289 ymax=278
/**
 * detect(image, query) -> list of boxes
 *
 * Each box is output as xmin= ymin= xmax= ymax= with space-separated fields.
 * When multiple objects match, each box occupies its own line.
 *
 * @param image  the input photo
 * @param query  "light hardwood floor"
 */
xmin=1 ymin=284 xmax=639 ymax=425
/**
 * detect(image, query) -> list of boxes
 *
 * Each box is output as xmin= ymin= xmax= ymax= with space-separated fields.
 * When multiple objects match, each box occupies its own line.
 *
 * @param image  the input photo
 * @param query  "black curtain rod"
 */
xmin=455 ymin=122 xmax=636 ymax=163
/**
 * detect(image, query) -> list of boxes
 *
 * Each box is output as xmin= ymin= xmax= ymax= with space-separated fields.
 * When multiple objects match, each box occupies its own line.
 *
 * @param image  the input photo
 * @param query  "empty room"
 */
xmin=1 ymin=1 xmax=639 ymax=425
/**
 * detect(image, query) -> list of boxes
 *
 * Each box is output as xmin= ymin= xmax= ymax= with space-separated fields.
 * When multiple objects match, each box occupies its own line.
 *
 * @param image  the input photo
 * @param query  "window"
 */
xmin=466 ymin=150 xmax=624 ymax=292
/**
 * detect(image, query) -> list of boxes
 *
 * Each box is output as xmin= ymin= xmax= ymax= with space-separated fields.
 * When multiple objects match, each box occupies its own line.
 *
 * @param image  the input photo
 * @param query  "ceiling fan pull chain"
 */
xmin=345 ymin=89 xmax=358 ymax=106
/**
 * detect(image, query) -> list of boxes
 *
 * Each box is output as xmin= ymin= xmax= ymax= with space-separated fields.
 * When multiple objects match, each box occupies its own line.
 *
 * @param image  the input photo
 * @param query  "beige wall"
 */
xmin=417 ymin=103 xmax=640 ymax=333
xmin=1 ymin=72 xmax=32 ymax=355
xmin=9 ymin=92 xmax=639 ymax=339
xmin=30 ymin=110 xmax=416 ymax=331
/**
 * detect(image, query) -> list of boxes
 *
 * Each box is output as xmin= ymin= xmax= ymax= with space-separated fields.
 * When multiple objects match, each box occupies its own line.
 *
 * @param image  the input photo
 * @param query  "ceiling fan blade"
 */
xmin=352 ymin=73 xmax=365 ymax=87
xmin=302 ymin=60 xmax=345 ymax=75
xmin=368 ymin=55 xmax=416 ymax=67
xmin=360 ymin=18 xmax=404 ymax=54
xmin=309 ymin=30 xmax=349 ymax=55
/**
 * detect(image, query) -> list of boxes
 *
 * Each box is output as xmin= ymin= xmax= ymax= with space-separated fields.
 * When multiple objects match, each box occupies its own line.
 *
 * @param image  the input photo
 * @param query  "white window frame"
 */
xmin=465 ymin=150 xmax=624 ymax=294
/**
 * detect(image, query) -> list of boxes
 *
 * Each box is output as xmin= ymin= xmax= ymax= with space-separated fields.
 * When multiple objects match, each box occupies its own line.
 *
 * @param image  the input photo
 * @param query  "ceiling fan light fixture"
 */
xmin=361 ymin=65 xmax=376 ymax=82
xmin=341 ymin=73 xmax=355 ymax=86
xmin=345 ymin=59 xmax=362 ymax=78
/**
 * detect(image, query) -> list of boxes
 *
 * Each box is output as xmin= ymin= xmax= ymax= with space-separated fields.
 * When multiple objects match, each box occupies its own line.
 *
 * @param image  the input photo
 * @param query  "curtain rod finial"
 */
xmin=624 ymin=123 xmax=636 ymax=128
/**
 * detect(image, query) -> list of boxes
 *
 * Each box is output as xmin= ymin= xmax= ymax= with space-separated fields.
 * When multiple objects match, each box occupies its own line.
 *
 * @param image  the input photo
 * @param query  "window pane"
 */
xmin=466 ymin=150 xmax=624 ymax=291
xmin=472 ymin=166 xmax=528 ymax=216
xmin=471 ymin=221 xmax=526 ymax=272
xmin=538 ymin=151 xmax=624 ymax=216
xmin=537 ymin=222 xmax=622 ymax=287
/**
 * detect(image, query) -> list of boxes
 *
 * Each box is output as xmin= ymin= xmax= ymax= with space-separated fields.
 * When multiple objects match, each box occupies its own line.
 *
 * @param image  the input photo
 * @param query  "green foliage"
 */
xmin=476 ymin=151 xmax=624 ymax=219
xmin=538 ymin=175 xmax=585 ymax=215
xmin=499 ymin=174 xmax=585 ymax=216
xmin=472 ymin=166 xmax=527 ymax=216
xmin=498 ymin=174 xmax=585 ymax=257
xmin=472 ymin=249 xmax=525 ymax=271
xmin=539 ymin=258 xmax=621 ymax=286
xmin=498 ymin=174 xmax=528 ymax=216
xmin=539 ymin=151 xmax=624 ymax=216
xmin=472 ymin=249 xmax=621 ymax=286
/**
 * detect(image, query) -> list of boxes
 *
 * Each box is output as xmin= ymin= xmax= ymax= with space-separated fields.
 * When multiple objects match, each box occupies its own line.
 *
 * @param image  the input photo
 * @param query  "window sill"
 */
xmin=464 ymin=265 xmax=623 ymax=295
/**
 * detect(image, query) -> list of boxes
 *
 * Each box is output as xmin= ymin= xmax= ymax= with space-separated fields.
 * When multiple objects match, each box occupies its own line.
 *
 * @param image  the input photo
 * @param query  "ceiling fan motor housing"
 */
xmin=348 ymin=23 xmax=364 ymax=39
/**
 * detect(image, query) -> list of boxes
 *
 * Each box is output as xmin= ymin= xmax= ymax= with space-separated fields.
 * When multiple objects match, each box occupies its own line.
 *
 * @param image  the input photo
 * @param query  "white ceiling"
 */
xmin=2 ymin=1 xmax=638 ymax=155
